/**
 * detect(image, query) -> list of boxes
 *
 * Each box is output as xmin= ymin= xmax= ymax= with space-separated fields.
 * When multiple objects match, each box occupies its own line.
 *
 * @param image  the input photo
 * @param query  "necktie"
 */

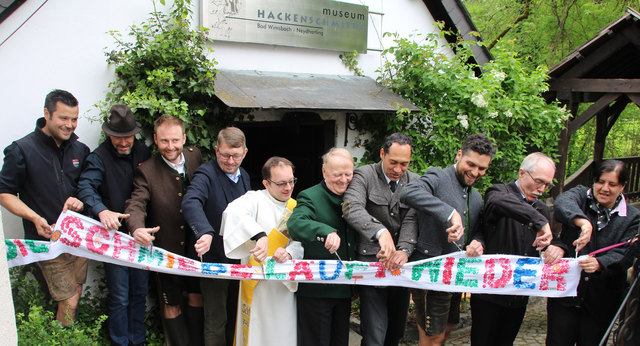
xmin=463 ymin=187 xmax=470 ymax=246
xmin=389 ymin=180 xmax=397 ymax=193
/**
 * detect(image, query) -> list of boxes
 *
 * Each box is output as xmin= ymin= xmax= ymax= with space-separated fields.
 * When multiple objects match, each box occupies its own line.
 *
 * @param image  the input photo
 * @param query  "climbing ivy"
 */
xmin=97 ymin=0 xmax=247 ymax=159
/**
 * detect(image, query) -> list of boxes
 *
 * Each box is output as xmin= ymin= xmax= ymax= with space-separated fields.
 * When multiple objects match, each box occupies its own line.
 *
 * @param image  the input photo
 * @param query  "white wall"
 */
xmin=0 ymin=1 xmax=159 ymax=239
xmin=206 ymin=0 xmax=442 ymax=78
xmin=0 ymin=0 xmax=444 ymax=238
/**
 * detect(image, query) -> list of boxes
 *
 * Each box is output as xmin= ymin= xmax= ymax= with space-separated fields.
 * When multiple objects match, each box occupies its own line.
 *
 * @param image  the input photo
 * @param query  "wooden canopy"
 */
xmin=544 ymin=8 xmax=640 ymax=197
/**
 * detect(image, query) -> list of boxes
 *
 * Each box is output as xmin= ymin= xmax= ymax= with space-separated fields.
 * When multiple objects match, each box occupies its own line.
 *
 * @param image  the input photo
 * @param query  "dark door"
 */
xmin=236 ymin=112 xmax=335 ymax=197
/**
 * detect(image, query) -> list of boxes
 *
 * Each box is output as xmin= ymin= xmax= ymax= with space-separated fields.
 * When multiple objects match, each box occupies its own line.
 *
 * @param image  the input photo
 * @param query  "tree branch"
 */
xmin=487 ymin=0 xmax=531 ymax=49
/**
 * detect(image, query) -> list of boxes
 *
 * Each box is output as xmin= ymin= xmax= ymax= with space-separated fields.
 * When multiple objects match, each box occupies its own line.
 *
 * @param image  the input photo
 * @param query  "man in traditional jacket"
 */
xmin=401 ymin=134 xmax=495 ymax=346
xmin=220 ymin=156 xmax=303 ymax=346
xmin=125 ymin=115 xmax=203 ymax=346
xmin=470 ymin=152 xmax=559 ymax=345
xmin=288 ymin=148 xmax=356 ymax=346
xmin=77 ymin=104 xmax=151 ymax=346
xmin=182 ymin=126 xmax=250 ymax=346
xmin=342 ymin=132 xmax=418 ymax=345
xmin=0 ymin=89 xmax=89 ymax=326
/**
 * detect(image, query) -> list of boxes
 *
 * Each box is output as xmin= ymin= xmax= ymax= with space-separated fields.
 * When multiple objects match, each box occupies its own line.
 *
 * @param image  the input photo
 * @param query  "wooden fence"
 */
xmin=562 ymin=156 xmax=640 ymax=200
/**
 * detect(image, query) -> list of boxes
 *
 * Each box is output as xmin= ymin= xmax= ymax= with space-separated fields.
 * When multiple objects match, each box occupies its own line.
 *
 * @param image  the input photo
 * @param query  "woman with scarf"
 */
xmin=545 ymin=159 xmax=640 ymax=345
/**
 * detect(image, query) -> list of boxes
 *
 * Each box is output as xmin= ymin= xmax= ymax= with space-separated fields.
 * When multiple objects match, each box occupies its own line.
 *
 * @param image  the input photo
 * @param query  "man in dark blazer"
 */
xmin=401 ymin=134 xmax=495 ymax=346
xmin=470 ymin=152 xmax=558 ymax=345
xmin=288 ymin=147 xmax=356 ymax=346
xmin=182 ymin=126 xmax=250 ymax=346
xmin=125 ymin=115 xmax=203 ymax=346
xmin=342 ymin=132 xmax=418 ymax=346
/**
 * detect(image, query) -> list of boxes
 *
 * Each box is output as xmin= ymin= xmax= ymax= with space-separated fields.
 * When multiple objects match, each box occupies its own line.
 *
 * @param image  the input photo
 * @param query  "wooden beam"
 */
xmin=605 ymin=98 xmax=629 ymax=133
xmin=561 ymin=34 xmax=629 ymax=78
xmin=553 ymin=101 xmax=581 ymax=198
xmin=628 ymin=93 xmax=640 ymax=107
xmin=567 ymin=93 xmax=622 ymax=135
xmin=594 ymin=112 xmax=606 ymax=164
xmin=554 ymin=126 xmax=571 ymax=197
xmin=621 ymin=26 xmax=640 ymax=47
xmin=549 ymin=79 xmax=640 ymax=93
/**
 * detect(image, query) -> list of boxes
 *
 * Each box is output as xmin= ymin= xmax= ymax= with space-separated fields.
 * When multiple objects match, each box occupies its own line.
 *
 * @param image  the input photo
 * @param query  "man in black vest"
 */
xmin=77 ymin=104 xmax=150 ymax=346
xmin=182 ymin=127 xmax=250 ymax=346
xmin=0 ymin=89 xmax=90 ymax=326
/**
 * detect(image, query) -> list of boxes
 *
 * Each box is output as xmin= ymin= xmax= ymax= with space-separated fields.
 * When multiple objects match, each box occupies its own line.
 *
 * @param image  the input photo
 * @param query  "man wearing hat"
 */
xmin=77 ymin=104 xmax=151 ymax=346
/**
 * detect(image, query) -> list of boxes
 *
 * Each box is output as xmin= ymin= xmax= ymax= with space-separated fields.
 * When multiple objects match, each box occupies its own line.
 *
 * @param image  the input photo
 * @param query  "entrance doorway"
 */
xmin=237 ymin=112 xmax=335 ymax=197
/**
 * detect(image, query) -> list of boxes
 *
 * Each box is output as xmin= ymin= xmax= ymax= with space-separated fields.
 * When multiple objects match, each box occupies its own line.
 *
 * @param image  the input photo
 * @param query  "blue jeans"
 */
xmin=104 ymin=262 xmax=149 ymax=346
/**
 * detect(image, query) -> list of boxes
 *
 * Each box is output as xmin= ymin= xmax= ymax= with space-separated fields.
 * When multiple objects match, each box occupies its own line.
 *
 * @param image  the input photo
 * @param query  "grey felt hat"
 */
xmin=102 ymin=104 xmax=141 ymax=137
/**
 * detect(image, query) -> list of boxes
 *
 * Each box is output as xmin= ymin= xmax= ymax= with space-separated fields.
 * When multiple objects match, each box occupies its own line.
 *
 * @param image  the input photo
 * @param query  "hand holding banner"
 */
xmin=4 ymin=211 xmax=580 ymax=297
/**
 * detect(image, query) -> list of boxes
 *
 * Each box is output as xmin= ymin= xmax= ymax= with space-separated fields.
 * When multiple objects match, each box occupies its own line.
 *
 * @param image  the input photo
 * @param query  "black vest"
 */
xmin=15 ymin=118 xmax=89 ymax=240
xmin=93 ymin=140 xmax=150 ymax=232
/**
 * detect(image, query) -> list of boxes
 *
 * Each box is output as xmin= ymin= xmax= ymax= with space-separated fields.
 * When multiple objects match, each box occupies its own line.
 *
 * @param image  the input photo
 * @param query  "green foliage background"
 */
xmin=11 ymin=265 xmax=164 ymax=345
xmin=355 ymin=30 xmax=568 ymax=191
xmin=97 ymin=0 xmax=246 ymax=160
xmin=462 ymin=0 xmax=640 ymax=177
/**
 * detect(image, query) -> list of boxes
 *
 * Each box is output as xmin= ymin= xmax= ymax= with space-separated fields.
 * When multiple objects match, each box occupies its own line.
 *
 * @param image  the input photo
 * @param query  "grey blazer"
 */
xmin=401 ymin=165 xmax=483 ymax=260
xmin=343 ymin=161 xmax=419 ymax=261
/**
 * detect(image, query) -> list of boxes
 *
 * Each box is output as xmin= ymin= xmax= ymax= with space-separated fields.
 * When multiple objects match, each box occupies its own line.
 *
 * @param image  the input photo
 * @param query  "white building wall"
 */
xmin=0 ymin=0 xmax=443 ymax=236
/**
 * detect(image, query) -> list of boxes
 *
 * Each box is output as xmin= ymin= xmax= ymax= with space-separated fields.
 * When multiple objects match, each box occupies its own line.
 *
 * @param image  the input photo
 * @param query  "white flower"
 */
xmin=505 ymin=110 xmax=513 ymax=118
xmin=488 ymin=111 xmax=498 ymax=119
xmin=491 ymin=70 xmax=506 ymax=82
xmin=471 ymin=93 xmax=488 ymax=108
xmin=457 ymin=114 xmax=469 ymax=129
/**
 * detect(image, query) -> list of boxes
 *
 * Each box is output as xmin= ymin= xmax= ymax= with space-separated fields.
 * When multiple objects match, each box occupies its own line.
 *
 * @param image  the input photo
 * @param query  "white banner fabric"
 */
xmin=4 ymin=211 xmax=580 ymax=297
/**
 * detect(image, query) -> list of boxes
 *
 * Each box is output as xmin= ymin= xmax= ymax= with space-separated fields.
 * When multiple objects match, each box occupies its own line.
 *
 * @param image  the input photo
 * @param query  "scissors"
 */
xmin=316 ymin=235 xmax=344 ymax=263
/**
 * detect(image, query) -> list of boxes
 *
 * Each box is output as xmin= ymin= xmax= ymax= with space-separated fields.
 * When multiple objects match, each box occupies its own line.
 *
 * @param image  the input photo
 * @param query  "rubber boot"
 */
xmin=163 ymin=314 xmax=189 ymax=346
xmin=185 ymin=305 xmax=204 ymax=346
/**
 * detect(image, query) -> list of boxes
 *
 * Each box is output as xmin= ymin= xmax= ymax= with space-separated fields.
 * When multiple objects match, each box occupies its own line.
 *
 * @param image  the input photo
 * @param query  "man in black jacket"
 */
xmin=0 ymin=89 xmax=89 ymax=326
xmin=77 ymin=104 xmax=150 ymax=346
xmin=470 ymin=152 xmax=563 ymax=345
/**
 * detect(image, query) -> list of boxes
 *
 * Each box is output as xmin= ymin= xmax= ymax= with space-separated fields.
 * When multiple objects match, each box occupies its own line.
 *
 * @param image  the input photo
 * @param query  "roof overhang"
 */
xmin=214 ymin=70 xmax=419 ymax=112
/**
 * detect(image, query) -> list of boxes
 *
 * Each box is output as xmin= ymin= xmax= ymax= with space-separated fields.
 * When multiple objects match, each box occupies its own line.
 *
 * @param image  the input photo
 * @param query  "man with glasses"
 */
xmin=182 ymin=126 xmax=250 ymax=346
xmin=220 ymin=156 xmax=303 ymax=346
xmin=469 ymin=152 xmax=563 ymax=345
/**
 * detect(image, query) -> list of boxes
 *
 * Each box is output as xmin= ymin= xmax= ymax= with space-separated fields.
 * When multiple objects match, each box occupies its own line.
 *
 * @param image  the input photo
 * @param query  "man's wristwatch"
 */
xmin=397 ymin=247 xmax=410 ymax=255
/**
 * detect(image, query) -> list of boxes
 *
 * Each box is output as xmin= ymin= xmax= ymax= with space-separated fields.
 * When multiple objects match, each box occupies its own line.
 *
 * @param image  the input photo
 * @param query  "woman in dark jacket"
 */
xmin=546 ymin=160 xmax=640 ymax=346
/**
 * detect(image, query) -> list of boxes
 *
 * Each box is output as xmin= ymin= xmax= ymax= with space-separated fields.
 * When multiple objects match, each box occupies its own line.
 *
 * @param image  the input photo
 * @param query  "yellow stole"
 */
xmin=237 ymin=198 xmax=296 ymax=346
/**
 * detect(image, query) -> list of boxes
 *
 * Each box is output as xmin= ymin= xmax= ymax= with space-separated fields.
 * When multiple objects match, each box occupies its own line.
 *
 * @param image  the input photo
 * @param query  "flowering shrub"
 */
xmin=357 ymin=29 xmax=568 ymax=190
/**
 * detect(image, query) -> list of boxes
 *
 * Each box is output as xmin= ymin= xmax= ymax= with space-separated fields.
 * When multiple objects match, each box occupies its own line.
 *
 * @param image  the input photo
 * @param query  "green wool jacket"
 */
xmin=288 ymin=182 xmax=356 ymax=299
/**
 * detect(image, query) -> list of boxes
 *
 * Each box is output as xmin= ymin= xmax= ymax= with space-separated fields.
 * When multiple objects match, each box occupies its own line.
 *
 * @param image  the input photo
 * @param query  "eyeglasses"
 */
xmin=268 ymin=178 xmax=298 ymax=187
xmin=526 ymin=171 xmax=554 ymax=189
xmin=218 ymin=152 xmax=244 ymax=161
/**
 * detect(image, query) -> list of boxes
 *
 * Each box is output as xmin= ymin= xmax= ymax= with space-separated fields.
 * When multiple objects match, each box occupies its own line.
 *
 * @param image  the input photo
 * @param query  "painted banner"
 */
xmin=4 ymin=211 xmax=580 ymax=297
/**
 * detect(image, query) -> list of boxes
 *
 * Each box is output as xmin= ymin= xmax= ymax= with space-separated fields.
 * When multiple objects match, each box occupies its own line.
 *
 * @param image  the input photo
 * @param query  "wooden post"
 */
xmin=0 ymin=212 xmax=18 ymax=344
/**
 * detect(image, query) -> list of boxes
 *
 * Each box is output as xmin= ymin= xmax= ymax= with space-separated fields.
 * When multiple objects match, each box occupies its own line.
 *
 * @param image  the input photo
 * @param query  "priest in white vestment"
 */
xmin=221 ymin=157 xmax=303 ymax=346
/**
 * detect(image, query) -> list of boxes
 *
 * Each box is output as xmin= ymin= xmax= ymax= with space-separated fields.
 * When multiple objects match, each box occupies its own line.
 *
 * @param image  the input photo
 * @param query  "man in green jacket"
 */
xmin=288 ymin=147 xmax=356 ymax=346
